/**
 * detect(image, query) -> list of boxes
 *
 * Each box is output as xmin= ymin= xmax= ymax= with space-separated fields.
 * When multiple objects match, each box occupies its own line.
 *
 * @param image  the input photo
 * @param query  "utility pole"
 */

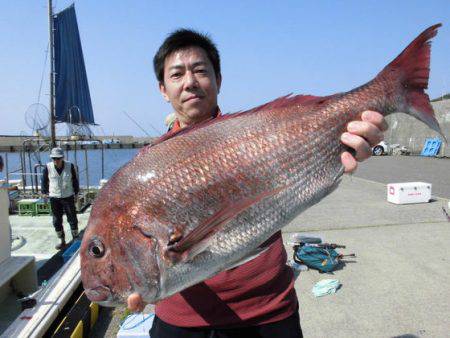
xmin=49 ymin=0 xmax=56 ymax=147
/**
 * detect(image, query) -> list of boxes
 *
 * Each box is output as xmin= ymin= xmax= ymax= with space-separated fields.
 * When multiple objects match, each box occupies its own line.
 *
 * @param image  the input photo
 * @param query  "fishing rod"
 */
xmin=123 ymin=111 xmax=162 ymax=136
xmin=292 ymin=243 xmax=347 ymax=250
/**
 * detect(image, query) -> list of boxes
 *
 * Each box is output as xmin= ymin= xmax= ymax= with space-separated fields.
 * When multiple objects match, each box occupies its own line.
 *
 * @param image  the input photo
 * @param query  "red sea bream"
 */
xmin=80 ymin=24 xmax=444 ymax=306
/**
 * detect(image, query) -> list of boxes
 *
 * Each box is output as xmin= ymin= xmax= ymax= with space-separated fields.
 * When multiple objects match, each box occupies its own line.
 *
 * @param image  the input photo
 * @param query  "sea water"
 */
xmin=0 ymin=148 xmax=139 ymax=188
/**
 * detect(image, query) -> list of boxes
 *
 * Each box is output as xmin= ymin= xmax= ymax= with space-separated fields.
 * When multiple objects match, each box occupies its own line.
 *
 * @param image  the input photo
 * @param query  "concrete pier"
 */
xmin=90 ymin=156 xmax=450 ymax=337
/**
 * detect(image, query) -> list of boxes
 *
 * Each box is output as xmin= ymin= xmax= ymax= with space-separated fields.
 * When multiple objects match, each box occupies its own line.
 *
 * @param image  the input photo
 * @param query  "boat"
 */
xmin=0 ymin=2 xmax=103 ymax=337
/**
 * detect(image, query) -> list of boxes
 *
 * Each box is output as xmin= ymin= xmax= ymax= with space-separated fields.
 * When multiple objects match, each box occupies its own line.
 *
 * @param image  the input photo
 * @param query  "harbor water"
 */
xmin=0 ymin=148 xmax=140 ymax=188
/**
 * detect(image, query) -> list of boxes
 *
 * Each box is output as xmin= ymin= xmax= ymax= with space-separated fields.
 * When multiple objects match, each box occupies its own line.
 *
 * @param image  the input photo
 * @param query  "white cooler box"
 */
xmin=387 ymin=182 xmax=431 ymax=204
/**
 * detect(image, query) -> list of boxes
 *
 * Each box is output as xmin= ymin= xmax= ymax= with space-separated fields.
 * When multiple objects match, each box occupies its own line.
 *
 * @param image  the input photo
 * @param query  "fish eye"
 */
xmin=88 ymin=239 xmax=105 ymax=258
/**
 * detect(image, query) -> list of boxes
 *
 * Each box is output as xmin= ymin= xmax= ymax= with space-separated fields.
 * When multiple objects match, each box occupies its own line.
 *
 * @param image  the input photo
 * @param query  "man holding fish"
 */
xmin=127 ymin=29 xmax=387 ymax=337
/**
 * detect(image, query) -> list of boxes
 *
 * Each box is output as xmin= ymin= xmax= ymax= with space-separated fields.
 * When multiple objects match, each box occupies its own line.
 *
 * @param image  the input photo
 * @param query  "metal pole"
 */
xmin=5 ymin=153 xmax=9 ymax=184
xmin=34 ymin=164 xmax=45 ymax=192
xmin=101 ymin=145 xmax=104 ymax=179
xmin=84 ymin=148 xmax=89 ymax=192
xmin=49 ymin=0 xmax=56 ymax=147
xmin=74 ymin=141 xmax=78 ymax=168
xmin=27 ymin=150 xmax=34 ymax=193
xmin=20 ymin=150 xmax=26 ymax=191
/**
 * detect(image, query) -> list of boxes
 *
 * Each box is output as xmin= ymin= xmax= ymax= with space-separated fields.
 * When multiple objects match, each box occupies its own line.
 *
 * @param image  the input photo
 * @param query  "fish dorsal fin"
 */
xmin=138 ymin=94 xmax=336 ymax=155
xmin=237 ymin=93 xmax=333 ymax=114
xmin=165 ymin=186 xmax=284 ymax=263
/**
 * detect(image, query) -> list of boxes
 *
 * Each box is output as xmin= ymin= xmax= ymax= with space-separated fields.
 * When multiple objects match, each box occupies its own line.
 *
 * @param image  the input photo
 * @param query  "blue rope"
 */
xmin=120 ymin=313 xmax=155 ymax=330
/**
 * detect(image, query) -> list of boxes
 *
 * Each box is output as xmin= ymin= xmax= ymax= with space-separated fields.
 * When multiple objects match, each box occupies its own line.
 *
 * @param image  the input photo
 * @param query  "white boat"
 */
xmin=0 ymin=2 xmax=102 ymax=336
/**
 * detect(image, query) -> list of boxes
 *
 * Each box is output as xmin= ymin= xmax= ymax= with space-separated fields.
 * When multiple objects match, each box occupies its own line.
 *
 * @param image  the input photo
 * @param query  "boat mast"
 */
xmin=48 ymin=0 xmax=56 ymax=147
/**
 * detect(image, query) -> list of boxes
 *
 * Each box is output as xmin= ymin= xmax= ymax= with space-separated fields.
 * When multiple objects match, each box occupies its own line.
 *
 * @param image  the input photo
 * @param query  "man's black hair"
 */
xmin=153 ymin=29 xmax=221 ymax=83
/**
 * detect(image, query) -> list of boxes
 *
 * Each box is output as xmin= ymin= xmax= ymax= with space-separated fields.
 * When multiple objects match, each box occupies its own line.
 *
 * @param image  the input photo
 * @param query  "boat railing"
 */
xmin=3 ymin=136 xmax=105 ymax=205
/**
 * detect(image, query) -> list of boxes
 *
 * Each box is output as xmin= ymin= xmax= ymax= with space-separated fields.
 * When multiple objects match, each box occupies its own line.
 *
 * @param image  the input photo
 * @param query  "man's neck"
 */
xmin=177 ymin=107 xmax=219 ymax=128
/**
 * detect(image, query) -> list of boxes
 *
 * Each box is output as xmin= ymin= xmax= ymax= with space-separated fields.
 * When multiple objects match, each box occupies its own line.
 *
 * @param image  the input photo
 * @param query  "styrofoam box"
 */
xmin=117 ymin=313 xmax=155 ymax=338
xmin=387 ymin=182 xmax=431 ymax=204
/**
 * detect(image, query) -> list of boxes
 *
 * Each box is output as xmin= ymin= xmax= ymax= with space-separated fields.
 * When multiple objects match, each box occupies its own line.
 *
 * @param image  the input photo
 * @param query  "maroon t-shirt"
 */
xmin=155 ymin=114 xmax=298 ymax=327
xmin=156 ymin=231 xmax=297 ymax=327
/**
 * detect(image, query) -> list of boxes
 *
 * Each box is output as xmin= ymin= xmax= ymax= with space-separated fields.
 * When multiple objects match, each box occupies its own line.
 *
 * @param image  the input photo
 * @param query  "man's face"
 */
xmin=159 ymin=47 xmax=221 ymax=127
xmin=53 ymin=157 xmax=63 ymax=168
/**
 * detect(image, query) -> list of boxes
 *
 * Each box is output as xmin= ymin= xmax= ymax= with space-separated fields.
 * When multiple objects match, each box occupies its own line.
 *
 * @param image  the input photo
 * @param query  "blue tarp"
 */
xmin=53 ymin=5 xmax=95 ymax=125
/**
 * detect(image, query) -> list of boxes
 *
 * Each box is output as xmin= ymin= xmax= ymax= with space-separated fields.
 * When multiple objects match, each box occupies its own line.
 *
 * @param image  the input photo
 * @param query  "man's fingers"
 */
xmin=127 ymin=293 xmax=144 ymax=312
xmin=341 ymin=152 xmax=357 ymax=173
xmin=361 ymin=110 xmax=389 ymax=132
xmin=341 ymin=132 xmax=372 ymax=162
xmin=347 ymin=120 xmax=384 ymax=147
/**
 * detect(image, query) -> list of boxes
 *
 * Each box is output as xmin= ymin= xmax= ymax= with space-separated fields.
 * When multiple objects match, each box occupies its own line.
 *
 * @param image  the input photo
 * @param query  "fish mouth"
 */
xmin=85 ymin=285 xmax=112 ymax=303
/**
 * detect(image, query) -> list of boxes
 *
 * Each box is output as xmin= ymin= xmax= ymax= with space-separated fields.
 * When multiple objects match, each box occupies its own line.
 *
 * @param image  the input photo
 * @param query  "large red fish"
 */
xmin=81 ymin=24 xmax=443 ymax=306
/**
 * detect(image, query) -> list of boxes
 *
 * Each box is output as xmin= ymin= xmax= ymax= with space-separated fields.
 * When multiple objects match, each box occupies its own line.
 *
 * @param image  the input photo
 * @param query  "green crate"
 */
xmin=36 ymin=201 xmax=52 ymax=215
xmin=17 ymin=199 xmax=38 ymax=216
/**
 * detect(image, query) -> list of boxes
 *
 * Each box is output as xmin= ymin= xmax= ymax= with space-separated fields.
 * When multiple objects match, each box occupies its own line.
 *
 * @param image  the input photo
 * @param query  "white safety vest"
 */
xmin=47 ymin=161 xmax=75 ymax=198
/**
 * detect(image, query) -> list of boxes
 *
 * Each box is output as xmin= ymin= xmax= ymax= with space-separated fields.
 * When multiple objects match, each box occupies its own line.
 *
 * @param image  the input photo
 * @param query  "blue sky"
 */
xmin=1 ymin=1 xmax=449 ymax=137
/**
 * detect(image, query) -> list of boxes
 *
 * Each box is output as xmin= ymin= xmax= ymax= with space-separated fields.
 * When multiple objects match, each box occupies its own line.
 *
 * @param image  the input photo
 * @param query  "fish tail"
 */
xmin=375 ymin=23 xmax=445 ymax=140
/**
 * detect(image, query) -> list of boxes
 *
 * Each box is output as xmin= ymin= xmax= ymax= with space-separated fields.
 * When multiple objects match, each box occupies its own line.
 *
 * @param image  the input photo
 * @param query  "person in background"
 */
xmin=128 ymin=29 xmax=388 ymax=337
xmin=41 ymin=147 xmax=80 ymax=249
xmin=164 ymin=112 xmax=177 ymax=131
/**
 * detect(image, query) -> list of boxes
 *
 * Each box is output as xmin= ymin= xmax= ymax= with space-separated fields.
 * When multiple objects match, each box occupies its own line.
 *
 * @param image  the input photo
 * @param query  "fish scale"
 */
xmin=81 ymin=24 xmax=444 ymax=305
xmin=163 ymin=109 xmax=345 ymax=295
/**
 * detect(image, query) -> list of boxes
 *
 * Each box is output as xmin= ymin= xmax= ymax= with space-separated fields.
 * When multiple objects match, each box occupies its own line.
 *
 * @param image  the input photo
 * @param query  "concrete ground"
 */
xmin=284 ymin=174 xmax=449 ymax=338
xmin=4 ymin=156 xmax=449 ymax=337
xmin=355 ymin=156 xmax=450 ymax=199
xmin=90 ymin=156 xmax=450 ymax=338
xmin=10 ymin=210 xmax=90 ymax=267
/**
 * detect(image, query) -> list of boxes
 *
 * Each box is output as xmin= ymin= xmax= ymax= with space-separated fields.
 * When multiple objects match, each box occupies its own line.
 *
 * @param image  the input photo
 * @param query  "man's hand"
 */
xmin=340 ymin=110 xmax=388 ymax=173
xmin=127 ymin=292 xmax=146 ymax=312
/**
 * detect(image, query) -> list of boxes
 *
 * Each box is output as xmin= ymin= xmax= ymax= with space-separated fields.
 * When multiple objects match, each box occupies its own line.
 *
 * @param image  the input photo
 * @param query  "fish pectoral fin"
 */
xmin=166 ymin=186 xmax=284 ymax=262
xmin=226 ymin=246 xmax=271 ymax=270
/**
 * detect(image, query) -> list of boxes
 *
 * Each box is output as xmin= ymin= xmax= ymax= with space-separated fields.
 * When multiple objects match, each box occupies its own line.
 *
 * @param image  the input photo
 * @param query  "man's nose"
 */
xmin=184 ymin=71 xmax=198 ymax=89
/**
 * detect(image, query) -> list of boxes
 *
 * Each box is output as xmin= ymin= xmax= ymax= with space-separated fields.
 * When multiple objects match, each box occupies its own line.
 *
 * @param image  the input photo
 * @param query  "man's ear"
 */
xmin=216 ymin=74 xmax=222 ymax=94
xmin=159 ymin=82 xmax=170 ymax=102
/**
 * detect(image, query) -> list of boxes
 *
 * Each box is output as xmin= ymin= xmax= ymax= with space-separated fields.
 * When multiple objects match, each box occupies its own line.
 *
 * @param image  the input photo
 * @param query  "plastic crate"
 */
xmin=421 ymin=138 xmax=442 ymax=156
xmin=36 ymin=199 xmax=52 ymax=215
xmin=17 ymin=199 xmax=39 ymax=216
